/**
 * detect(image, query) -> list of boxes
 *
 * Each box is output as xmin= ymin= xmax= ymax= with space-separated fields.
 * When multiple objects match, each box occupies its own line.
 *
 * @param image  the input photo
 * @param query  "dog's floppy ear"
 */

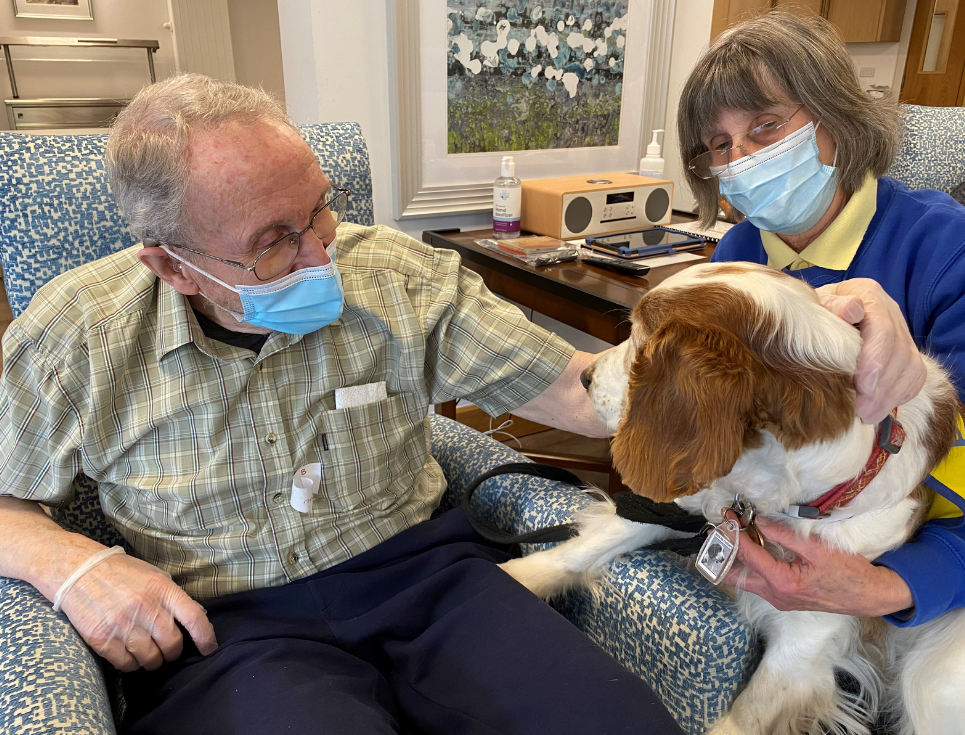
xmin=611 ymin=322 xmax=761 ymax=502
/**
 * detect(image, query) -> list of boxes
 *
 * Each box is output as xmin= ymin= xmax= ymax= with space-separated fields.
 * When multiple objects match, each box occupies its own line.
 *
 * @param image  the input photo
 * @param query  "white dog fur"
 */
xmin=499 ymin=262 xmax=964 ymax=735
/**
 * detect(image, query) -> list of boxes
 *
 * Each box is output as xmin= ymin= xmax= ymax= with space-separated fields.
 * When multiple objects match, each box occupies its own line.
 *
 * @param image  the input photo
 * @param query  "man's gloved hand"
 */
xmin=817 ymin=279 xmax=926 ymax=423
xmin=58 ymin=551 xmax=218 ymax=672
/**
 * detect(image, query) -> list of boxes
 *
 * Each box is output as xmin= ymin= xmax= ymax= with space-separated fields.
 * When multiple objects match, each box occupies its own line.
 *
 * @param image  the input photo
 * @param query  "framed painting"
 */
xmin=11 ymin=0 xmax=93 ymax=20
xmin=392 ymin=0 xmax=675 ymax=219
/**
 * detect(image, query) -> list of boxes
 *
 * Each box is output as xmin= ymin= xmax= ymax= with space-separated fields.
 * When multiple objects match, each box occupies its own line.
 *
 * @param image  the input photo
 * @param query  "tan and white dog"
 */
xmin=500 ymin=262 xmax=964 ymax=735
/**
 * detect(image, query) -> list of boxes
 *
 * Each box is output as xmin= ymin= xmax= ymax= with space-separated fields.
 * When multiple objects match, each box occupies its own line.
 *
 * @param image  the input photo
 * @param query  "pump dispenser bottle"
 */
xmin=639 ymin=129 xmax=665 ymax=179
xmin=493 ymin=156 xmax=521 ymax=239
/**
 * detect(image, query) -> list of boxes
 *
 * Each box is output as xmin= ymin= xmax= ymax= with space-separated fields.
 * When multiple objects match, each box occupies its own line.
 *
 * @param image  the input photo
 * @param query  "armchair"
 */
xmin=887 ymin=104 xmax=965 ymax=194
xmin=0 ymin=126 xmax=755 ymax=735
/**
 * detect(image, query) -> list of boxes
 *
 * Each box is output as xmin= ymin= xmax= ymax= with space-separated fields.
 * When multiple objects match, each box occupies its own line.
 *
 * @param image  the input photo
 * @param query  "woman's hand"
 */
xmin=816 ymin=279 xmax=926 ymax=423
xmin=723 ymin=517 xmax=914 ymax=617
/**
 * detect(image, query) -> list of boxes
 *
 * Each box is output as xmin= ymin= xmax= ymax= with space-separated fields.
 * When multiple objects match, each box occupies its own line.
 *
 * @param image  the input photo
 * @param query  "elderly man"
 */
xmin=0 ymin=75 xmax=685 ymax=734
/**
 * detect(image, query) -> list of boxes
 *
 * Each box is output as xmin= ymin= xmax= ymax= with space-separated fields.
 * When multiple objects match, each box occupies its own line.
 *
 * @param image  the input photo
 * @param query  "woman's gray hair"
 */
xmin=105 ymin=73 xmax=294 ymax=243
xmin=677 ymin=11 xmax=901 ymax=226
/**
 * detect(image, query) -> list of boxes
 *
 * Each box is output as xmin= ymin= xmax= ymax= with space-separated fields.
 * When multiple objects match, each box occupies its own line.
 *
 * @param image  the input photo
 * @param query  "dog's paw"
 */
xmin=705 ymin=715 xmax=743 ymax=735
xmin=498 ymin=556 xmax=580 ymax=600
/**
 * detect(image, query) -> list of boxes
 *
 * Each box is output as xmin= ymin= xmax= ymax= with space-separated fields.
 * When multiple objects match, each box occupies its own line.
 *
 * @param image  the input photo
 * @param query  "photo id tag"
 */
xmin=695 ymin=520 xmax=740 ymax=586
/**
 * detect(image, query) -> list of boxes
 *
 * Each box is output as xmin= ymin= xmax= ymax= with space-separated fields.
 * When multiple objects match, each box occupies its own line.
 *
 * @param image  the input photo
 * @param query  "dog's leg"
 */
xmin=709 ymin=602 xmax=875 ymax=735
xmin=499 ymin=501 xmax=689 ymax=600
xmin=888 ymin=608 xmax=965 ymax=735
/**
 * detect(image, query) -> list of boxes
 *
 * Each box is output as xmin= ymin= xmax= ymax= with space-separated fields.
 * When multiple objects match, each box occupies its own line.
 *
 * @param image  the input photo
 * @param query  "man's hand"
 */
xmin=58 ymin=551 xmax=218 ymax=672
xmin=513 ymin=350 xmax=612 ymax=437
xmin=816 ymin=279 xmax=926 ymax=424
xmin=0 ymin=496 xmax=217 ymax=672
xmin=723 ymin=517 xmax=913 ymax=617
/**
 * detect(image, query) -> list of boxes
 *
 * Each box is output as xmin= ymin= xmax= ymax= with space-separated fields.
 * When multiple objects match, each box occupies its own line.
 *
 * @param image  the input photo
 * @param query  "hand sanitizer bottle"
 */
xmin=493 ymin=156 xmax=521 ymax=240
xmin=639 ymin=129 xmax=665 ymax=179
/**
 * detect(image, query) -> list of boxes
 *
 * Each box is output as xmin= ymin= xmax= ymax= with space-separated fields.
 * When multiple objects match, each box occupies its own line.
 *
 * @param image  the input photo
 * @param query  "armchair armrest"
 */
xmin=430 ymin=414 xmax=596 ymax=533
xmin=0 ymin=576 xmax=116 ymax=735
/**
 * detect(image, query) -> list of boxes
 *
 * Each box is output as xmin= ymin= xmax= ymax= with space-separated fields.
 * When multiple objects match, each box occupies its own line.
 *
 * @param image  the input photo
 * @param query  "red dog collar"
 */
xmin=786 ymin=411 xmax=905 ymax=520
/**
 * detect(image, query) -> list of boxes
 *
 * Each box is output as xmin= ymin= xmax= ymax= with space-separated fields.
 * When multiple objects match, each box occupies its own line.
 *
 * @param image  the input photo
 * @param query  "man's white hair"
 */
xmin=105 ymin=73 xmax=294 ymax=244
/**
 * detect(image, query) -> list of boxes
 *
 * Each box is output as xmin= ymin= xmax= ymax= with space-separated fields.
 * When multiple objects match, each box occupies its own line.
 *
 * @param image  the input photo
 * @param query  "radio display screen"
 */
xmin=605 ymin=191 xmax=635 ymax=205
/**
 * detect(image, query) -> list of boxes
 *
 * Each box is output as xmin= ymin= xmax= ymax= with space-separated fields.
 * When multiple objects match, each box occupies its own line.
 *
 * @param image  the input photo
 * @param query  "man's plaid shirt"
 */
xmin=0 ymin=224 xmax=573 ymax=600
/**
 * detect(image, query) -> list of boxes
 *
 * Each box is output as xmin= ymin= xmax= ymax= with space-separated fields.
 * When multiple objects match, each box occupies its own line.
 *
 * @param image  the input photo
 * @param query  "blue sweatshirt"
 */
xmin=712 ymin=176 xmax=965 ymax=626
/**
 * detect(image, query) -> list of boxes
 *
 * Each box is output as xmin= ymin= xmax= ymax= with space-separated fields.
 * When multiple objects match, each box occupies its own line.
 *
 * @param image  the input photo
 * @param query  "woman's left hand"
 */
xmin=816 ymin=279 xmax=926 ymax=423
xmin=723 ymin=517 xmax=914 ymax=617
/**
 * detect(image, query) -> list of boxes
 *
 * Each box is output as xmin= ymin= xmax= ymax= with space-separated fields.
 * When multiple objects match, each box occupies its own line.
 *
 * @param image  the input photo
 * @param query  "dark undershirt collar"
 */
xmin=193 ymin=309 xmax=269 ymax=354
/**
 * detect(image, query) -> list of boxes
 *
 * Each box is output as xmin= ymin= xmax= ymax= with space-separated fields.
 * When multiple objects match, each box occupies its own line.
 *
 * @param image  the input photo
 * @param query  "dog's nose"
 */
xmin=580 ymin=367 xmax=592 ymax=391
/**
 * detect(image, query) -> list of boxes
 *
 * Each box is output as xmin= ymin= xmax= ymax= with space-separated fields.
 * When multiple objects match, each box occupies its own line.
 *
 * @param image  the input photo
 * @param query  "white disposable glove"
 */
xmin=817 ymin=279 xmax=927 ymax=424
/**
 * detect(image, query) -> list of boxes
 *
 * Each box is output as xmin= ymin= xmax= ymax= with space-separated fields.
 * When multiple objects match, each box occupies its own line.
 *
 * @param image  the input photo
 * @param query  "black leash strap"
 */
xmin=613 ymin=493 xmax=707 ymax=532
xmin=461 ymin=462 xmax=707 ymax=554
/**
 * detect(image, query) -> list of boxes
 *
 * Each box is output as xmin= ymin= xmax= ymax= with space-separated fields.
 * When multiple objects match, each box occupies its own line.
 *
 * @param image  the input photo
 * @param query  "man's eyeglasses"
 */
xmin=155 ymin=186 xmax=350 ymax=281
xmin=688 ymin=106 xmax=805 ymax=180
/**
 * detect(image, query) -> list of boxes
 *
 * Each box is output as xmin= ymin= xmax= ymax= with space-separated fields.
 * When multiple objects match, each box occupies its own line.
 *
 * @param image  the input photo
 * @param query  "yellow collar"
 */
xmin=761 ymin=174 xmax=878 ymax=271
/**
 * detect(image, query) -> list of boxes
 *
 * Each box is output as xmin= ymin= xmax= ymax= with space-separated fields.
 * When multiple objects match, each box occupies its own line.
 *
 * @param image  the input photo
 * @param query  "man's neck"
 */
xmin=187 ymin=293 xmax=272 ymax=336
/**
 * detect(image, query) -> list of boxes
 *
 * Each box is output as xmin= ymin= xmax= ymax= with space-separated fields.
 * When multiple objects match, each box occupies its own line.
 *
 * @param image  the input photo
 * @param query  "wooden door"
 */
xmin=900 ymin=0 xmax=965 ymax=105
xmin=827 ymin=0 xmax=906 ymax=42
xmin=710 ymin=0 xmax=773 ymax=40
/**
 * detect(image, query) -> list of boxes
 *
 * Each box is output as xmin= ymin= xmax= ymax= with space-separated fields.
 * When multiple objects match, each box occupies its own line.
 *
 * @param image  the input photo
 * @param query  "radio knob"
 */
xmin=564 ymin=196 xmax=593 ymax=234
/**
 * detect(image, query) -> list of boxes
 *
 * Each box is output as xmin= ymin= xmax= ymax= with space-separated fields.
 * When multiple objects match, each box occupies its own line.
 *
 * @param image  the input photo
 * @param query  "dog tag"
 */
xmin=695 ymin=519 xmax=740 ymax=586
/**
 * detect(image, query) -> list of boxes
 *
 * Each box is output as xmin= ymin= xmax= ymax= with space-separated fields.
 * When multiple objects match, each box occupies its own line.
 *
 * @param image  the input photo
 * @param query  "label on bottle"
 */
xmin=493 ymin=186 xmax=521 ymax=233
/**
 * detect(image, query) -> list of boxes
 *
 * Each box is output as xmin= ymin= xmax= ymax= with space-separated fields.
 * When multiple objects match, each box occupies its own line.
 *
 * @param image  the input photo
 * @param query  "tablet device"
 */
xmin=586 ymin=227 xmax=704 ymax=259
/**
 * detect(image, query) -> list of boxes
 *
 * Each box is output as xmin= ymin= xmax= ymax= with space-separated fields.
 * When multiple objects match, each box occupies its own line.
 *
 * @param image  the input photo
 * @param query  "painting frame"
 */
xmin=392 ymin=0 xmax=676 ymax=219
xmin=11 ymin=0 xmax=93 ymax=21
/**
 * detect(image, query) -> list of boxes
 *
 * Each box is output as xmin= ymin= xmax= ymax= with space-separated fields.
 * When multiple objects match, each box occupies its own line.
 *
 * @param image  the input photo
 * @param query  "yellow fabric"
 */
xmin=927 ymin=413 xmax=965 ymax=521
xmin=761 ymin=174 xmax=878 ymax=271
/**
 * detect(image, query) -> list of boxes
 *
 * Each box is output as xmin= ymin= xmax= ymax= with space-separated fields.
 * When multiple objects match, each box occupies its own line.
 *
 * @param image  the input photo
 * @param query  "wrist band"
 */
xmin=52 ymin=546 xmax=126 ymax=613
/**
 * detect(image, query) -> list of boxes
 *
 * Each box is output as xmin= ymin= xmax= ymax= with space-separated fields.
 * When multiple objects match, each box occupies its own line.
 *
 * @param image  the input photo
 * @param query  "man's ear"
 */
xmin=138 ymin=242 xmax=200 ymax=296
xmin=611 ymin=323 xmax=760 ymax=502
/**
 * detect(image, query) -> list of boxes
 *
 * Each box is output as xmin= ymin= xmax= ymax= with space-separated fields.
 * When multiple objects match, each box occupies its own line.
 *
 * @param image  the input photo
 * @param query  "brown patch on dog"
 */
xmin=905 ymin=483 xmax=932 ymax=537
xmin=611 ymin=283 xmax=856 ymax=502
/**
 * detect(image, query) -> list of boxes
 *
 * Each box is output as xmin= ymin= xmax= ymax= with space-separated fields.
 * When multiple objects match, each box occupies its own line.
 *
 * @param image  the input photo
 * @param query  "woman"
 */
xmin=677 ymin=11 xmax=965 ymax=627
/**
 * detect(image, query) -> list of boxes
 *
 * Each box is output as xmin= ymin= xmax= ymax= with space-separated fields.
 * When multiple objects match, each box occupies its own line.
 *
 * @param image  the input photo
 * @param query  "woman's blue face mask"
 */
xmin=163 ymin=244 xmax=344 ymax=335
xmin=712 ymin=121 xmax=838 ymax=236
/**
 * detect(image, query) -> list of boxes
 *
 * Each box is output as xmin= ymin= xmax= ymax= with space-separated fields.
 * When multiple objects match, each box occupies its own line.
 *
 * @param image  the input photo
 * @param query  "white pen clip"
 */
xmin=290 ymin=463 xmax=322 ymax=513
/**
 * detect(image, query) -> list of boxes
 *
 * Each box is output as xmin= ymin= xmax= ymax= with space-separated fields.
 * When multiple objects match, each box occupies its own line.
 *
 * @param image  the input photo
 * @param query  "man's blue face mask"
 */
xmin=163 ymin=244 xmax=344 ymax=335
xmin=713 ymin=121 xmax=838 ymax=236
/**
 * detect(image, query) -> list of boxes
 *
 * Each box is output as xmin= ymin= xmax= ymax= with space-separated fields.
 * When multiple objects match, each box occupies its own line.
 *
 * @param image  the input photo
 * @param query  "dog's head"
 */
xmin=584 ymin=262 xmax=863 ymax=502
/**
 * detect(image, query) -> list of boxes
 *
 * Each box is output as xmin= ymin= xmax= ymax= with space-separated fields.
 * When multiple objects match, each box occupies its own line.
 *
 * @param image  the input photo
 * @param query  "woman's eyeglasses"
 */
xmin=689 ymin=106 xmax=805 ymax=179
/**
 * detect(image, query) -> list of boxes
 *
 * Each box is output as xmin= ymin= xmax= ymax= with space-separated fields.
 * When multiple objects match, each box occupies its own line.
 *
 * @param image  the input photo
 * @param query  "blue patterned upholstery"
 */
xmin=0 ymin=123 xmax=374 ymax=319
xmin=887 ymin=104 xmax=965 ymax=194
xmin=0 ymin=578 xmax=117 ymax=735
xmin=431 ymin=415 xmax=757 ymax=735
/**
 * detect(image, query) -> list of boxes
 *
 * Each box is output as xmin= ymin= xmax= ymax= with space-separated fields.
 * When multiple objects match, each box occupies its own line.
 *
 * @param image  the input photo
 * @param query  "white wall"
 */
xmin=662 ymin=0 xmax=715 ymax=213
xmin=846 ymin=0 xmax=918 ymax=96
xmin=227 ymin=0 xmax=286 ymax=103
xmin=0 ymin=0 xmax=177 ymax=130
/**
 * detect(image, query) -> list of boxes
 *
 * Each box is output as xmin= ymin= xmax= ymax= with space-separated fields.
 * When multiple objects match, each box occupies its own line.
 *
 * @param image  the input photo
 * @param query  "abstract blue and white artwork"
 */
xmin=447 ymin=1 xmax=629 ymax=153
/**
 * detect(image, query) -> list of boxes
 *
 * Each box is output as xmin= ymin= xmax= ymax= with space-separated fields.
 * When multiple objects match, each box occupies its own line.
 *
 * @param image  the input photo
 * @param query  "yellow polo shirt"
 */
xmin=760 ymin=173 xmax=878 ymax=271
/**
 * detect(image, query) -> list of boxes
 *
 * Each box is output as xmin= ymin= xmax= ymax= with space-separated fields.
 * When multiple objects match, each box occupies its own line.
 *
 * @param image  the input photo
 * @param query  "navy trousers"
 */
xmin=122 ymin=508 xmax=683 ymax=735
